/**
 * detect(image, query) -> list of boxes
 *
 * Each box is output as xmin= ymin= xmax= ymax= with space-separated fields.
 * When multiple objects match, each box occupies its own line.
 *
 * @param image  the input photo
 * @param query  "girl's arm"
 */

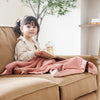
xmin=15 ymin=41 xmax=35 ymax=61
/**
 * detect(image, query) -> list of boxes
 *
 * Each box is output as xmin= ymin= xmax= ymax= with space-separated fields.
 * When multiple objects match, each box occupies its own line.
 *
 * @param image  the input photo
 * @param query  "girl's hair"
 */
xmin=13 ymin=15 xmax=39 ymax=35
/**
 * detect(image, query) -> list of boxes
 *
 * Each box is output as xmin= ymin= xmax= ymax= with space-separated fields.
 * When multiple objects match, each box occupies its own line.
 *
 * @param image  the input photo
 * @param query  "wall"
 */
xmin=38 ymin=9 xmax=81 ymax=55
xmin=81 ymin=0 xmax=100 ymax=71
xmin=38 ymin=0 xmax=81 ymax=55
xmin=0 ymin=0 xmax=24 ymax=26
xmin=88 ymin=0 xmax=100 ymax=56
xmin=81 ymin=0 xmax=100 ymax=56
xmin=81 ymin=0 xmax=89 ymax=55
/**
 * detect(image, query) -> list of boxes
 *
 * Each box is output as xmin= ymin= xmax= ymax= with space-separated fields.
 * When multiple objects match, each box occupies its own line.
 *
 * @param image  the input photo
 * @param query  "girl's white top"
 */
xmin=15 ymin=36 xmax=40 ymax=61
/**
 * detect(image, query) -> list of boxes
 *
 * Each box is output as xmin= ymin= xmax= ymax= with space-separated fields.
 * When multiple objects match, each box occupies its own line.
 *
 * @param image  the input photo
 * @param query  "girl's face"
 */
xmin=20 ymin=23 xmax=38 ymax=39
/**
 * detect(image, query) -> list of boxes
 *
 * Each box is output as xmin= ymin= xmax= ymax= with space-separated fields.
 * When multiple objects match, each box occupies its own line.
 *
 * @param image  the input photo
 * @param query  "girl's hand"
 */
xmin=34 ymin=50 xmax=42 ymax=56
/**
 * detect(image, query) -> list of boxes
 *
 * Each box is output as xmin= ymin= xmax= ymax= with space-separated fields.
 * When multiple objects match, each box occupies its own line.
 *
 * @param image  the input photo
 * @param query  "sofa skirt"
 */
xmin=76 ymin=92 xmax=97 ymax=100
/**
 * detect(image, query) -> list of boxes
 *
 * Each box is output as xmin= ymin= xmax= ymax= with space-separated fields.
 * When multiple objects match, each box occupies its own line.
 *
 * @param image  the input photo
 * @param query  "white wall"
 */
xmin=38 ymin=9 xmax=81 ymax=55
xmin=0 ymin=0 xmax=25 ymax=26
xmin=81 ymin=0 xmax=100 ymax=56
xmin=81 ymin=0 xmax=89 ymax=55
xmin=0 ymin=0 xmax=81 ymax=56
xmin=38 ymin=0 xmax=81 ymax=55
xmin=88 ymin=0 xmax=100 ymax=56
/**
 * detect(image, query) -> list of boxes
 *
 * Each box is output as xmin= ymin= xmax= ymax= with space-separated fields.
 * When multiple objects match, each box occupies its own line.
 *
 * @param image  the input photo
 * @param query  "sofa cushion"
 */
xmin=0 ymin=77 xmax=59 ymax=100
xmin=15 ymin=85 xmax=59 ymax=100
xmin=35 ymin=73 xmax=97 ymax=100
xmin=0 ymin=26 xmax=17 ymax=73
xmin=7 ymin=73 xmax=97 ymax=100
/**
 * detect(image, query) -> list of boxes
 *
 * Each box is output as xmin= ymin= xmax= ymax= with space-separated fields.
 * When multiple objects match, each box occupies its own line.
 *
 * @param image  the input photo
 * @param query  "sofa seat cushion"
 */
xmin=6 ymin=72 xmax=97 ymax=100
xmin=35 ymin=73 xmax=97 ymax=100
xmin=15 ymin=85 xmax=59 ymax=100
xmin=0 ymin=77 xmax=59 ymax=100
xmin=33 ymin=73 xmax=97 ymax=100
xmin=34 ymin=73 xmax=97 ymax=100
xmin=2 ymin=73 xmax=97 ymax=100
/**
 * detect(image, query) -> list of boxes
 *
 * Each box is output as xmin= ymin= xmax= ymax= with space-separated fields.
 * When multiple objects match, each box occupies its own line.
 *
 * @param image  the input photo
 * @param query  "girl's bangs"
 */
xmin=25 ymin=19 xmax=36 ymax=26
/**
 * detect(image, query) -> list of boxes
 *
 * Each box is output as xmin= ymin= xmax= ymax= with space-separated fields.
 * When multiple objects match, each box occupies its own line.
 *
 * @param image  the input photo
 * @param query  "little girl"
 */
xmin=14 ymin=15 xmax=41 ymax=62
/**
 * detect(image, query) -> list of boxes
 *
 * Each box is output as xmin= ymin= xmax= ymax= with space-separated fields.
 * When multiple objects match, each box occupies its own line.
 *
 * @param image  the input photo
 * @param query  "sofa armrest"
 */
xmin=58 ymin=55 xmax=99 ymax=68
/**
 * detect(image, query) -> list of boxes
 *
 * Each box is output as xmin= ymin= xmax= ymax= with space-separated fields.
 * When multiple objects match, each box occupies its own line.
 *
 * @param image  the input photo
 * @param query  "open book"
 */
xmin=36 ymin=50 xmax=66 ymax=60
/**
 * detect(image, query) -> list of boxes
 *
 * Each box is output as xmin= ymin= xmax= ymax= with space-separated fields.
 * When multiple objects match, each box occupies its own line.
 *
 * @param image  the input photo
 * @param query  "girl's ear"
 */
xmin=20 ymin=26 xmax=23 ymax=33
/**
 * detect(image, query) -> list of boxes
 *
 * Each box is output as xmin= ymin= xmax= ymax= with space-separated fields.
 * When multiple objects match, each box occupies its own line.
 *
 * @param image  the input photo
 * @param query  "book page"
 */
xmin=37 ymin=50 xmax=55 ymax=59
xmin=37 ymin=51 xmax=66 ymax=60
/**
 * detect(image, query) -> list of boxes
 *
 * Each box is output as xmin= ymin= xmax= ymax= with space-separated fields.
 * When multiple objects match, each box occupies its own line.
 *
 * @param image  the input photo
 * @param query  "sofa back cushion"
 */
xmin=0 ymin=26 xmax=17 ymax=73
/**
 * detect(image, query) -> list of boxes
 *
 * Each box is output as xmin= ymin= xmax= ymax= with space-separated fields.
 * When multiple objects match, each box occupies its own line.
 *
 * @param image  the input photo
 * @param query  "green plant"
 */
xmin=21 ymin=0 xmax=77 ymax=24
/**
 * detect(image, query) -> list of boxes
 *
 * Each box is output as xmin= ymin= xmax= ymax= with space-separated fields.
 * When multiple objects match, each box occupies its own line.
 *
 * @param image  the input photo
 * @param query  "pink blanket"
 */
xmin=0 ymin=56 xmax=97 ymax=77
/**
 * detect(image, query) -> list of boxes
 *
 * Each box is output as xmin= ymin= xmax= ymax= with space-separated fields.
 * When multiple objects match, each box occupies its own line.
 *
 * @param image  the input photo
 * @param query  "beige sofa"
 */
xmin=0 ymin=26 xmax=99 ymax=100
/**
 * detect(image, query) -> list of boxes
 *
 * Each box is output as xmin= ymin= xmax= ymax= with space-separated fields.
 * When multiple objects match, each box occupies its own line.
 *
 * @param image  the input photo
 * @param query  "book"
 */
xmin=36 ymin=50 xmax=66 ymax=60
